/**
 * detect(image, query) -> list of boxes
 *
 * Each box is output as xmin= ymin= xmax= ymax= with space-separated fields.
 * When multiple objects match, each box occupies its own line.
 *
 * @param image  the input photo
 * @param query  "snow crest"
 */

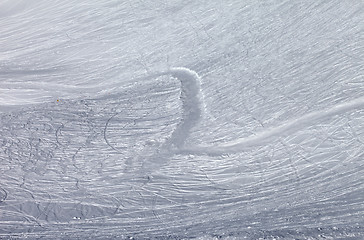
xmin=158 ymin=67 xmax=204 ymax=150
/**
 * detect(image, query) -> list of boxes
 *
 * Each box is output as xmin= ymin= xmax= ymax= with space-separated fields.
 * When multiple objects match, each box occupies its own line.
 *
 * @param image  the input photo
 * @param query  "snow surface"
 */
xmin=1 ymin=0 xmax=364 ymax=239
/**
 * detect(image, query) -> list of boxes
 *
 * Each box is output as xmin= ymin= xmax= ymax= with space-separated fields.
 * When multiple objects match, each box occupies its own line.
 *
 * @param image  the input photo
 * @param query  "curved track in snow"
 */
xmin=165 ymin=67 xmax=364 ymax=155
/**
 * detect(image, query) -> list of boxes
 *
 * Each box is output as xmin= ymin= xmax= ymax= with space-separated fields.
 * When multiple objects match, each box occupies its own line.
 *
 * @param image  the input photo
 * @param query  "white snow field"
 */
xmin=1 ymin=0 xmax=364 ymax=239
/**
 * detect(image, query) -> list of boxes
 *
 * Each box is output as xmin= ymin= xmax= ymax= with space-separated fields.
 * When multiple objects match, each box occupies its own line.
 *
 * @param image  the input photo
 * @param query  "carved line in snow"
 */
xmin=158 ymin=67 xmax=364 ymax=155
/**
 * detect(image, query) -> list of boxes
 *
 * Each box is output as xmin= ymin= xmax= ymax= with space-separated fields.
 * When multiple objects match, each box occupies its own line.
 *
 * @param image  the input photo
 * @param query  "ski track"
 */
xmin=165 ymin=67 xmax=364 ymax=155
xmin=0 ymin=66 xmax=363 ymax=239
xmin=1 ymin=1 xmax=364 ymax=238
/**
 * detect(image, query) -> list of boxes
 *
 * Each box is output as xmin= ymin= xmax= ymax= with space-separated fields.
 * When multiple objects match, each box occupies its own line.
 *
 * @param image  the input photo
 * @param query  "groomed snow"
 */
xmin=1 ymin=0 xmax=364 ymax=239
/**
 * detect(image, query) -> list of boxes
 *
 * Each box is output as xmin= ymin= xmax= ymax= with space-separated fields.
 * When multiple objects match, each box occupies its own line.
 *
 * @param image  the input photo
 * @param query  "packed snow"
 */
xmin=1 ymin=0 xmax=363 ymax=239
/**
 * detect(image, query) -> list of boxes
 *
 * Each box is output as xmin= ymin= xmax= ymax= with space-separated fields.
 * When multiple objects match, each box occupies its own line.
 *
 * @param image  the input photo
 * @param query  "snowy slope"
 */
xmin=1 ymin=0 xmax=364 ymax=239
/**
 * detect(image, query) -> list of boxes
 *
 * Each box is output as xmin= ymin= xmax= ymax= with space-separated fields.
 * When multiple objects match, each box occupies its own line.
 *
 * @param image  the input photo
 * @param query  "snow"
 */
xmin=1 ymin=0 xmax=364 ymax=239
xmin=186 ymin=96 xmax=364 ymax=155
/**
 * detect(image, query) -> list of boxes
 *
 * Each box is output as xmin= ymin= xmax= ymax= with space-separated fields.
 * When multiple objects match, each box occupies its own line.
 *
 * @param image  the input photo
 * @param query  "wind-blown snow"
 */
xmin=1 ymin=0 xmax=364 ymax=239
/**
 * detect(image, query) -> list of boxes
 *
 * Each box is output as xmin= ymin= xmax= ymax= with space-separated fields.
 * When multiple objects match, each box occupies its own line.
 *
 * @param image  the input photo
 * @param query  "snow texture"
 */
xmin=185 ymin=96 xmax=364 ymax=155
xmin=1 ymin=0 xmax=364 ymax=239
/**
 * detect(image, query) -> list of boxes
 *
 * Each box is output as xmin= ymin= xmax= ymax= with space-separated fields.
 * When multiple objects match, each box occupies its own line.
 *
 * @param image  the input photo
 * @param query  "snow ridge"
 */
xmin=139 ymin=67 xmax=204 ymax=173
xmin=160 ymin=67 xmax=204 ymax=150
xmin=163 ymin=67 xmax=364 ymax=155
